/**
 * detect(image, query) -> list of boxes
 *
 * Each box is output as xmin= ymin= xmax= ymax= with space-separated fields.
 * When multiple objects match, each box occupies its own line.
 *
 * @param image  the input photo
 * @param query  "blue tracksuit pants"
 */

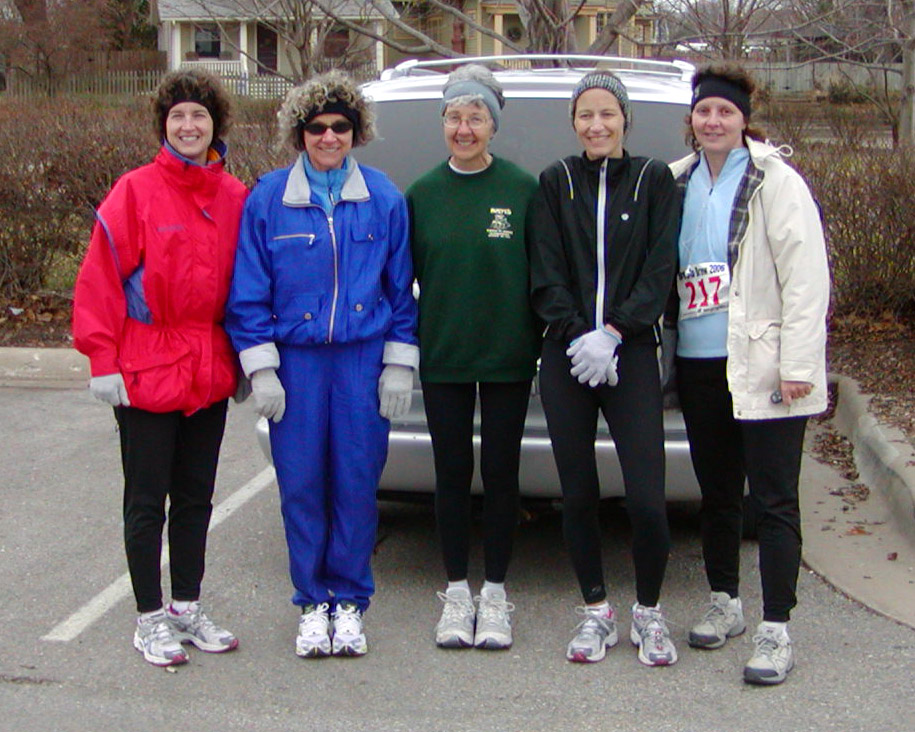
xmin=270 ymin=339 xmax=388 ymax=611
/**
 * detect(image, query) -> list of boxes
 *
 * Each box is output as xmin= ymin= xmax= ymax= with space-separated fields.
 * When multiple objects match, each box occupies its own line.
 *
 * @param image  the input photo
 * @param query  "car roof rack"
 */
xmin=382 ymin=54 xmax=694 ymax=82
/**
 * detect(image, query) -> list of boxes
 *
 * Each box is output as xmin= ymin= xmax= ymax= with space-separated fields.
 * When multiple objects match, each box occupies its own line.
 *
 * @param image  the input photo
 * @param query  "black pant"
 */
xmin=540 ymin=339 xmax=669 ymax=606
xmin=422 ymin=380 xmax=531 ymax=583
xmin=677 ymin=357 xmax=806 ymax=622
xmin=116 ymin=400 xmax=228 ymax=613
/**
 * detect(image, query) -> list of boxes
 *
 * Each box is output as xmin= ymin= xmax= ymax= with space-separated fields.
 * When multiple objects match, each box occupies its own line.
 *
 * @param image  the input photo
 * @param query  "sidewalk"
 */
xmin=5 ymin=347 xmax=915 ymax=627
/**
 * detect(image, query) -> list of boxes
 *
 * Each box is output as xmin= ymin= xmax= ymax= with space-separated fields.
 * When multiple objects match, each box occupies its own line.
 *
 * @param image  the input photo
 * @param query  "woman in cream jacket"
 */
xmin=669 ymin=62 xmax=829 ymax=686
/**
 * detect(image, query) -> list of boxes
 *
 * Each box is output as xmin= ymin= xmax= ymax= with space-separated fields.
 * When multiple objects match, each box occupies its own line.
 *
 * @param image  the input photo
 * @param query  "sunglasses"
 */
xmin=302 ymin=120 xmax=354 ymax=136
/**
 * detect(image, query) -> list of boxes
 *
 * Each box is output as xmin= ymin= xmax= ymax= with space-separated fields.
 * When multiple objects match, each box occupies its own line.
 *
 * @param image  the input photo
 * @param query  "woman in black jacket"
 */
xmin=528 ymin=71 xmax=680 ymax=666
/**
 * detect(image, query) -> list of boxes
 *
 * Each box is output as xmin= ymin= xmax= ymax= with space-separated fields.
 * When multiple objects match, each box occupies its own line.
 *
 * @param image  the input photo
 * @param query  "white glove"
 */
xmin=89 ymin=373 xmax=131 ymax=407
xmin=251 ymin=368 xmax=286 ymax=422
xmin=567 ymin=327 xmax=622 ymax=388
xmin=378 ymin=364 xmax=413 ymax=420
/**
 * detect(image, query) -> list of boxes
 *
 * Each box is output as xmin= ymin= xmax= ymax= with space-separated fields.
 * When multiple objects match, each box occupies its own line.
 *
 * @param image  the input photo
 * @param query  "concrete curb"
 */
xmin=0 ymin=346 xmax=88 ymax=388
xmin=830 ymin=373 xmax=915 ymax=543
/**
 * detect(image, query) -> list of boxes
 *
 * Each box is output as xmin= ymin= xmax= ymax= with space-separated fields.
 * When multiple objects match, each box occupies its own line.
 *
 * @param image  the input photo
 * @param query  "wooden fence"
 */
xmin=3 ymin=63 xmax=377 ymax=99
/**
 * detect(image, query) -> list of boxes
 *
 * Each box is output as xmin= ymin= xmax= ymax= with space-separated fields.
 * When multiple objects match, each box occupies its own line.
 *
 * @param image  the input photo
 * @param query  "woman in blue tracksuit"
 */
xmin=226 ymin=71 xmax=418 ymax=659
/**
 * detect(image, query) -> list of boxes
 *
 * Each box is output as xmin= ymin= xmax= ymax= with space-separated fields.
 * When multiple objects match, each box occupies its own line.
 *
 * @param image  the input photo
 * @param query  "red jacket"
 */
xmin=73 ymin=144 xmax=248 ymax=414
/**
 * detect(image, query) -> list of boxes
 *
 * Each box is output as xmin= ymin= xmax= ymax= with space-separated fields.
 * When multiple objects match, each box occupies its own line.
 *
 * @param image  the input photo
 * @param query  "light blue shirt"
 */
xmin=677 ymin=147 xmax=749 ymax=358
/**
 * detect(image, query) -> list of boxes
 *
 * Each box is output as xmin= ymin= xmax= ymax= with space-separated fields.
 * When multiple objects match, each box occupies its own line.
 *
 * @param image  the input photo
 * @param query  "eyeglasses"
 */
xmin=302 ymin=120 xmax=354 ymax=136
xmin=442 ymin=113 xmax=491 ymax=130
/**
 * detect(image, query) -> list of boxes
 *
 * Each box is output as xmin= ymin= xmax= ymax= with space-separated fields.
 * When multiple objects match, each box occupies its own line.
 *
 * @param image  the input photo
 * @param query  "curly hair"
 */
xmin=277 ymin=70 xmax=376 ymax=152
xmin=152 ymin=68 xmax=233 ymax=142
xmin=684 ymin=61 xmax=766 ymax=152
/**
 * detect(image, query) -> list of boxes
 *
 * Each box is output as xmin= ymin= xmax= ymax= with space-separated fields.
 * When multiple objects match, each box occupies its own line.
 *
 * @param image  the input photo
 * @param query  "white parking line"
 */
xmin=42 ymin=466 xmax=276 ymax=643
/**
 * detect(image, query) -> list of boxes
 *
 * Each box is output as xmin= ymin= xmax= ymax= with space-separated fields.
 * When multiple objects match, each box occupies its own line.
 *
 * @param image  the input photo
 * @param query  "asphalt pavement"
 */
xmin=3 ymin=347 xmax=915 ymax=732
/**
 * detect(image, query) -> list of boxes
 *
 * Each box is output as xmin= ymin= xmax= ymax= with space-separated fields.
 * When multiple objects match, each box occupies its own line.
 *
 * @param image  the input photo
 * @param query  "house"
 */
xmin=149 ymin=0 xmax=659 ymax=87
xmin=150 ymin=0 xmax=391 ymax=80
xmin=387 ymin=0 xmax=659 ymax=64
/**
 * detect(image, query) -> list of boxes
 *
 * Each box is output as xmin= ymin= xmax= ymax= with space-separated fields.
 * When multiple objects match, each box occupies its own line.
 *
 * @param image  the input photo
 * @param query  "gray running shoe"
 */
xmin=630 ymin=603 xmax=678 ymax=666
xmin=566 ymin=605 xmax=618 ymax=663
xmin=474 ymin=589 xmax=515 ymax=650
xmin=688 ymin=591 xmax=746 ymax=649
xmin=296 ymin=602 xmax=331 ymax=658
xmin=744 ymin=623 xmax=794 ymax=685
xmin=168 ymin=602 xmax=238 ymax=653
xmin=435 ymin=588 xmax=475 ymax=648
xmin=133 ymin=609 xmax=188 ymax=667
xmin=332 ymin=601 xmax=367 ymax=656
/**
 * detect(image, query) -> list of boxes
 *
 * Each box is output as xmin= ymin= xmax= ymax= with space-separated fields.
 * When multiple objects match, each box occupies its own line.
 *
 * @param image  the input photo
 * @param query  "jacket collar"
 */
xmin=154 ymin=141 xmax=227 ymax=200
xmin=283 ymin=153 xmax=370 ymax=207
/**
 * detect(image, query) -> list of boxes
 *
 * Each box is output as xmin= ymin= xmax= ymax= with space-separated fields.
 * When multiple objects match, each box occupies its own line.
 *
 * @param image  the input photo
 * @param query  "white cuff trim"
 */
xmin=383 ymin=341 xmax=419 ymax=370
xmin=239 ymin=343 xmax=281 ymax=377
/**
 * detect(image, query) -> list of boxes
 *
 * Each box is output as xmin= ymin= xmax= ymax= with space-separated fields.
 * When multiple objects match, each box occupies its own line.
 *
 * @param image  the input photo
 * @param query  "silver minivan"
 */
xmin=256 ymin=54 xmax=700 ymax=500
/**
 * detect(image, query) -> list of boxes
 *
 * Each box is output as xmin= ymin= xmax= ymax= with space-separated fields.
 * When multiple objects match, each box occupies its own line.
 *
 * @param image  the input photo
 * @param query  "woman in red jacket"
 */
xmin=72 ymin=69 xmax=248 ymax=667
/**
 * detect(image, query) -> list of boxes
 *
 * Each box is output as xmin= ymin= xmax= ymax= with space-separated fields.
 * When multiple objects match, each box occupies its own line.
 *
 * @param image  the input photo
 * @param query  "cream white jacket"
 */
xmin=670 ymin=137 xmax=830 ymax=420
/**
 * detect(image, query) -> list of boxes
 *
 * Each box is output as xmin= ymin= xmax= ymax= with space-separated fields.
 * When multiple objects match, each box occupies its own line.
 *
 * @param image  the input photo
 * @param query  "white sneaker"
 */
xmin=133 ymin=610 xmax=188 ymax=667
xmin=168 ymin=602 xmax=238 ymax=653
xmin=332 ymin=601 xmax=367 ymax=656
xmin=295 ymin=602 xmax=331 ymax=658
xmin=744 ymin=622 xmax=794 ymax=685
xmin=688 ymin=592 xmax=746 ymax=649
xmin=474 ymin=588 xmax=515 ymax=650
xmin=566 ymin=604 xmax=618 ymax=663
xmin=435 ymin=588 xmax=475 ymax=648
xmin=630 ymin=603 xmax=678 ymax=666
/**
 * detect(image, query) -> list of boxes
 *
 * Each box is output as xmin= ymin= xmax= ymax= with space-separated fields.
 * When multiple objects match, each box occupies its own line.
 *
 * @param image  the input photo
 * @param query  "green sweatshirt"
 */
xmin=407 ymin=156 xmax=541 ymax=383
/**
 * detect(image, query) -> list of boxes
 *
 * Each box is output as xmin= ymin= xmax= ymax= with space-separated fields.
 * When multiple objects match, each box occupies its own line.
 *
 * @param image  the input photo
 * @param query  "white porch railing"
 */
xmin=179 ymin=59 xmax=247 ymax=75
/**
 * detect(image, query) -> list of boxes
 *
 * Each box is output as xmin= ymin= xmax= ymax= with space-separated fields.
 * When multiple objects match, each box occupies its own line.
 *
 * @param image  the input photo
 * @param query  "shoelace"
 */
xmin=751 ymin=632 xmax=781 ymax=658
xmin=437 ymin=592 xmax=474 ymax=622
xmin=476 ymin=596 xmax=515 ymax=625
xmin=299 ymin=603 xmax=330 ymax=636
xmin=145 ymin=616 xmax=177 ymax=645
xmin=334 ymin=606 xmax=362 ymax=636
xmin=572 ymin=605 xmax=614 ymax=637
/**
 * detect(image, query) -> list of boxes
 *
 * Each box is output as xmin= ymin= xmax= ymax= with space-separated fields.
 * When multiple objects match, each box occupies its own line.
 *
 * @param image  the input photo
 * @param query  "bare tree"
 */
xmin=788 ymin=0 xmax=915 ymax=147
xmin=657 ymin=0 xmax=781 ymax=59
xmin=0 ymin=0 xmax=106 ymax=93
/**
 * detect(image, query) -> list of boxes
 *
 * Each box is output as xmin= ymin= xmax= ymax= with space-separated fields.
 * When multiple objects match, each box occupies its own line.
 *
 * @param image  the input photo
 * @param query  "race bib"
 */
xmin=677 ymin=262 xmax=730 ymax=321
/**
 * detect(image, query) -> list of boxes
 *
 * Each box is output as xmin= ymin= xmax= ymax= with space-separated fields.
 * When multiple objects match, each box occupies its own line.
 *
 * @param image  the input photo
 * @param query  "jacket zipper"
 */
xmin=326 ymin=192 xmax=339 ymax=343
xmin=594 ymin=158 xmax=609 ymax=330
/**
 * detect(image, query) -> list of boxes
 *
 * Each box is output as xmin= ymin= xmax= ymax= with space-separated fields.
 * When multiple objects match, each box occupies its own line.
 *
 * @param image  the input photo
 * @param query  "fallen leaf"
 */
xmin=846 ymin=525 xmax=871 ymax=536
xmin=887 ymin=552 xmax=898 ymax=561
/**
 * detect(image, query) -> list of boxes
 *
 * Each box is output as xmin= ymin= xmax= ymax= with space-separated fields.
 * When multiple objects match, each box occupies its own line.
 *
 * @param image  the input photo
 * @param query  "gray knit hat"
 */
xmin=441 ymin=64 xmax=505 ymax=132
xmin=570 ymin=71 xmax=631 ymax=131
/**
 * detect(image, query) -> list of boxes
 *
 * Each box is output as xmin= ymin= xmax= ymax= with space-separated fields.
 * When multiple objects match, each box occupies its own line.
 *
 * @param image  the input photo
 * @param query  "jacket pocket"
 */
xmin=274 ymin=294 xmax=325 ymax=344
xmin=745 ymin=319 xmax=782 ymax=394
xmin=119 ymin=320 xmax=194 ymax=413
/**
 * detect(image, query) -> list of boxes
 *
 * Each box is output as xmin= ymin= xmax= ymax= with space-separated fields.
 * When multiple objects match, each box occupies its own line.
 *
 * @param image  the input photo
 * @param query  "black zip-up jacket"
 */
xmin=528 ymin=151 xmax=680 ymax=346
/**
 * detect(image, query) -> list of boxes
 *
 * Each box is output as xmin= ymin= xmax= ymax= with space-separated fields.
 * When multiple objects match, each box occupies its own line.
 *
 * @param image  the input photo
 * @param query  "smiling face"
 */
xmin=442 ymin=101 xmax=494 ymax=172
xmin=690 ymin=96 xmax=747 ymax=157
xmin=573 ymin=88 xmax=626 ymax=160
xmin=302 ymin=112 xmax=354 ymax=171
xmin=165 ymin=101 xmax=214 ymax=165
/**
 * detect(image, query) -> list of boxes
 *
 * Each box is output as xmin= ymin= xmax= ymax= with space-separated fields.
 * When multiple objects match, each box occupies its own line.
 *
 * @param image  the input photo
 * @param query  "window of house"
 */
xmin=194 ymin=24 xmax=221 ymax=58
xmin=324 ymin=27 xmax=349 ymax=58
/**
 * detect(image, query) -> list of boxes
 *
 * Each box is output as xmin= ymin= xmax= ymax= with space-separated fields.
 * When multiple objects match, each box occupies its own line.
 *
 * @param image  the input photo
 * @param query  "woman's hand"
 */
xmin=89 ymin=373 xmax=131 ymax=407
xmin=779 ymin=380 xmax=812 ymax=406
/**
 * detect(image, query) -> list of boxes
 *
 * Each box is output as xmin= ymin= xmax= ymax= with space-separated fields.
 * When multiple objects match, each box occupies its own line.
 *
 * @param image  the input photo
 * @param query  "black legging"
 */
xmin=117 ymin=400 xmax=228 ymax=613
xmin=422 ymin=380 xmax=532 ymax=583
xmin=539 ymin=339 xmax=669 ymax=606
xmin=677 ymin=357 xmax=806 ymax=622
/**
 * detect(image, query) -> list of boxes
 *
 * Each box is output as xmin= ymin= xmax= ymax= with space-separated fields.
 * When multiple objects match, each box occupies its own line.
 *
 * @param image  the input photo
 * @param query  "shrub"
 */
xmin=793 ymin=146 xmax=915 ymax=317
xmin=0 ymin=94 xmax=287 ymax=298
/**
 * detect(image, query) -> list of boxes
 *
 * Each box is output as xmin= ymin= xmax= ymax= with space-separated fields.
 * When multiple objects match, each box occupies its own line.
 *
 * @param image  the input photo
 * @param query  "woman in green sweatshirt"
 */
xmin=406 ymin=64 xmax=541 ymax=652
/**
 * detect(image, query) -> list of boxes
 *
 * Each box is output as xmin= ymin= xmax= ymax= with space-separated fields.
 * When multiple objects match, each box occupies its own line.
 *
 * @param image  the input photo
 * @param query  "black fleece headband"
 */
xmin=691 ymin=77 xmax=751 ymax=119
xmin=301 ymin=99 xmax=360 ymax=135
